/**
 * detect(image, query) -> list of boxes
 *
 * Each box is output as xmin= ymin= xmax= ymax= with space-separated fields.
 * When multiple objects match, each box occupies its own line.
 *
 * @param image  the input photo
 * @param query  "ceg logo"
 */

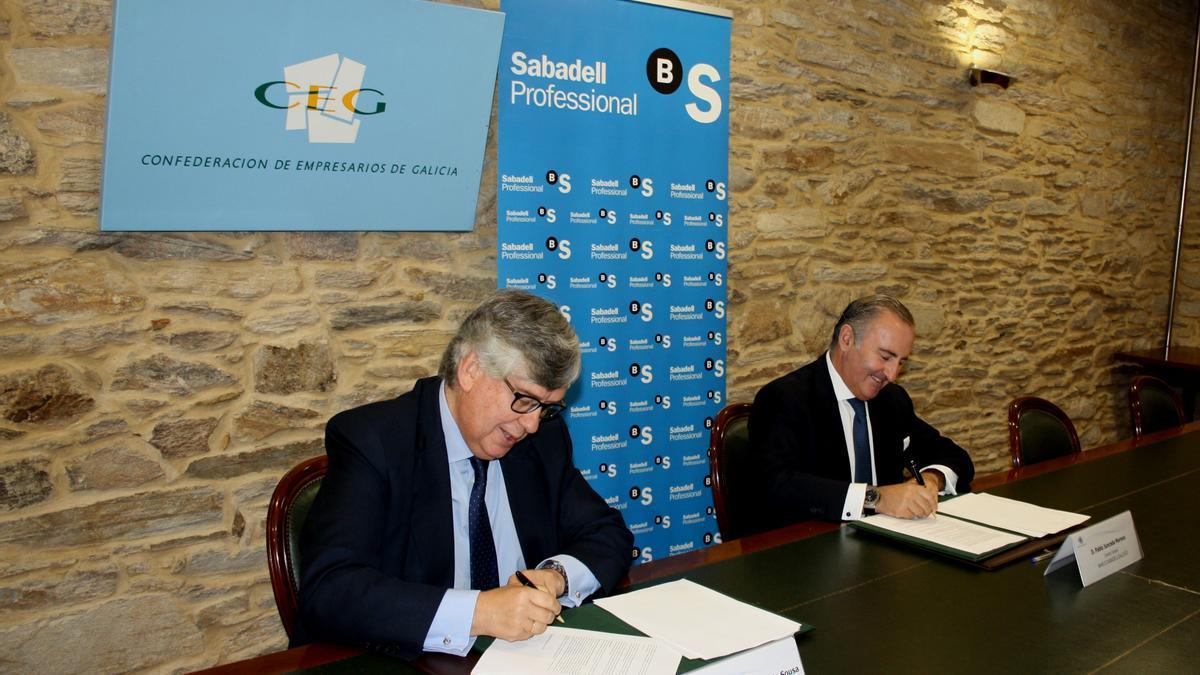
xmin=254 ymin=54 xmax=386 ymax=144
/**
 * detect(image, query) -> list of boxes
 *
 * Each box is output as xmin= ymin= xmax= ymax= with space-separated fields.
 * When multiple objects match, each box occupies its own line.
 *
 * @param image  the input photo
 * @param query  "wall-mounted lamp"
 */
xmin=967 ymin=66 xmax=1013 ymax=89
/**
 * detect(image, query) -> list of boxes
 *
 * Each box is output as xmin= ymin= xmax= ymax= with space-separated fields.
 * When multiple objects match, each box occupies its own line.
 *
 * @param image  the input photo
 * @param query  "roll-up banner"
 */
xmin=498 ymin=0 xmax=731 ymax=565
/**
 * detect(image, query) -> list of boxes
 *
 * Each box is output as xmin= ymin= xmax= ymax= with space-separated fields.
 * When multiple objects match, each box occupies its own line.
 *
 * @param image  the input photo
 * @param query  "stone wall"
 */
xmin=1 ymin=0 xmax=1197 ymax=671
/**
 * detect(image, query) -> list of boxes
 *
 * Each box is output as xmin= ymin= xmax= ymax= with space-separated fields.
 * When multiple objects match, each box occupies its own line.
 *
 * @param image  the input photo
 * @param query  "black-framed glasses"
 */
xmin=503 ymin=378 xmax=566 ymax=420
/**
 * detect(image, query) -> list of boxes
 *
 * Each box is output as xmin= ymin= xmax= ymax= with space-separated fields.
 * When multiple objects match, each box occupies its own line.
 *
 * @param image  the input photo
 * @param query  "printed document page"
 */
xmin=861 ymin=513 xmax=1026 ymax=555
xmin=472 ymin=626 xmax=681 ymax=675
xmin=938 ymin=492 xmax=1090 ymax=537
xmin=592 ymin=578 xmax=800 ymax=660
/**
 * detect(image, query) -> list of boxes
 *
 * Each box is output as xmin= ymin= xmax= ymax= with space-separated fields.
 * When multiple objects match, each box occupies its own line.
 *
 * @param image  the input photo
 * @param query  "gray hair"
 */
xmin=439 ymin=290 xmax=580 ymax=391
xmin=829 ymin=295 xmax=915 ymax=350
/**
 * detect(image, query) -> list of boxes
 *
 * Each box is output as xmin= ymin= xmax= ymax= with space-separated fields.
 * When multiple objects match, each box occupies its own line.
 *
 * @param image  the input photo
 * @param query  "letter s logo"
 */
xmin=640 ymin=302 xmax=654 ymax=322
xmin=641 ymin=546 xmax=654 ymax=563
xmin=557 ymin=240 xmax=572 ymax=260
xmin=640 ymin=364 xmax=654 ymax=384
xmin=640 ymin=425 xmax=654 ymax=445
xmin=714 ymin=359 xmax=725 ymax=377
xmin=640 ymin=241 xmax=654 ymax=260
xmin=557 ymin=172 xmax=571 ymax=194
xmin=641 ymin=177 xmax=654 ymax=197
xmin=640 ymin=486 xmax=654 ymax=505
xmin=559 ymin=305 xmax=571 ymax=322
xmin=685 ymin=64 xmax=722 ymax=124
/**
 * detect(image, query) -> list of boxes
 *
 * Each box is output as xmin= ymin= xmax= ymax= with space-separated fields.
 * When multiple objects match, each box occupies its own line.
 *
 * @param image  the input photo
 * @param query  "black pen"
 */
xmin=515 ymin=570 xmax=565 ymax=624
xmin=903 ymin=439 xmax=925 ymax=486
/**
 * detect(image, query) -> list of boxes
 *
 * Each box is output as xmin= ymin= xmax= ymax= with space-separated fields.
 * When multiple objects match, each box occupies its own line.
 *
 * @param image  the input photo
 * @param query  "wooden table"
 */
xmin=200 ymin=423 xmax=1200 ymax=674
xmin=1114 ymin=346 xmax=1200 ymax=420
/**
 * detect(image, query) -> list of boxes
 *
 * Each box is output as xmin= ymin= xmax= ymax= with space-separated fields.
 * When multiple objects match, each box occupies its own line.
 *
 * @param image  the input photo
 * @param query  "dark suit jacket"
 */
xmin=749 ymin=355 xmax=974 ymax=523
xmin=294 ymin=377 xmax=632 ymax=658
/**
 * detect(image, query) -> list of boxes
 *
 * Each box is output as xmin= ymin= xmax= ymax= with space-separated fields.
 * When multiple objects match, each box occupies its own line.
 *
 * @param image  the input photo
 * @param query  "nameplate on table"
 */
xmin=1044 ymin=510 xmax=1142 ymax=586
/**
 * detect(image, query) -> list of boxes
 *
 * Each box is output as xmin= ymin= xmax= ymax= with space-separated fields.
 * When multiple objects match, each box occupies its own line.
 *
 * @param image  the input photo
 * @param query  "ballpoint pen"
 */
xmin=515 ymin=570 xmax=565 ymax=623
xmin=902 ymin=437 xmax=925 ymax=487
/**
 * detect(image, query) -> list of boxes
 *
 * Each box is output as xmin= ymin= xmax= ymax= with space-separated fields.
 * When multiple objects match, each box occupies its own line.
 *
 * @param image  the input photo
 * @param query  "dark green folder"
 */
xmin=474 ymin=601 xmax=813 ymax=673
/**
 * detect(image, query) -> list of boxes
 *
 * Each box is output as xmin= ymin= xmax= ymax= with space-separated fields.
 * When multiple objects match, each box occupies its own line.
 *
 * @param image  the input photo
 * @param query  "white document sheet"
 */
xmin=592 ymin=578 xmax=800 ymax=661
xmin=861 ymin=513 xmax=1027 ymax=555
xmin=938 ymin=492 xmax=1090 ymax=538
xmin=472 ymin=626 xmax=681 ymax=675
xmin=689 ymin=636 xmax=804 ymax=675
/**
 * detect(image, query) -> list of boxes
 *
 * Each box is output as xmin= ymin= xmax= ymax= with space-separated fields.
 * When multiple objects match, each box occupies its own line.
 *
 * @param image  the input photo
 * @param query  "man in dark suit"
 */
xmin=750 ymin=295 xmax=974 ymax=523
xmin=295 ymin=290 xmax=632 ymax=658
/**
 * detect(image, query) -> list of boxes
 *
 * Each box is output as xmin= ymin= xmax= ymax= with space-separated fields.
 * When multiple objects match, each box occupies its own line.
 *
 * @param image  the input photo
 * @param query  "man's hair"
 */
xmin=439 ymin=289 xmax=581 ymax=391
xmin=828 ymin=295 xmax=915 ymax=350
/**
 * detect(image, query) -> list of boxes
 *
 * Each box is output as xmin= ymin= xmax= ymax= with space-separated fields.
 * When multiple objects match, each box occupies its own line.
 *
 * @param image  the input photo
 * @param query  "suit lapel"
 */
xmin=812 ymin=357 xmax=853 ymax=480
xmin=500 ymin=438 xmax=550 ymax=569
xmin=408 ymin=379 xmax=454 ymax=587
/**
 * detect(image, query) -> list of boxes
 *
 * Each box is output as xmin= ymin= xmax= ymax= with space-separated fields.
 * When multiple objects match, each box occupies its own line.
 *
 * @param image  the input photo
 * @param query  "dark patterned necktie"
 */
xmin=848 ymin=398 xmax=872 ymax=484
xmin=468 ymin=457 xmax=499 ymax=591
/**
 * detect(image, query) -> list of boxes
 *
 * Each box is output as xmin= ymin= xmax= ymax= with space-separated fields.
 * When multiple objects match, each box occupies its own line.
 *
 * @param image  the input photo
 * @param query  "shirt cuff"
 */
xmin=422 ymin=588 xmax=479 ymax=655
xmin=921 ymin=464 xmax=959 ymax=494
xmin=540 ymin=555 xmax=600 ymax=607
xmin=841 ymin=483 xmax=868 ymax=521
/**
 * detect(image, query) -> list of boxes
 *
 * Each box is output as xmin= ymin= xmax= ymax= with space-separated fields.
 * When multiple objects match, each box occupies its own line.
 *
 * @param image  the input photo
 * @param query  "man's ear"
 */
xmin=457 ymin=350 xmax=482 ymax=392
xmin=837 ymin=324 xmax=855 ymax=351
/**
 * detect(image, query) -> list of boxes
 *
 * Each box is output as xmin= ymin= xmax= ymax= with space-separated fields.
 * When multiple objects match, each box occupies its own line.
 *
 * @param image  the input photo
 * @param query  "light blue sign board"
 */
xmin=100 ymin=0 xmax=503 ymax=231
xmin=498 ymin=0 xmax=731 ymax=565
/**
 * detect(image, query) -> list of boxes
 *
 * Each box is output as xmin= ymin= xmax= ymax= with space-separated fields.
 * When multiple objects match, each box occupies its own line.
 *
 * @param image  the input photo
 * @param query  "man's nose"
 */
xmin=884 ymin=361 xmax=901 ymax=382
xmin=517 ymin=409 xmax=541 ymax=434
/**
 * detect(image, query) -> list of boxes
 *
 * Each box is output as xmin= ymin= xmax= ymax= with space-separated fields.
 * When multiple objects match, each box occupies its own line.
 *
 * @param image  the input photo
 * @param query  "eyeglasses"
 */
xmin=503 ymin=378 xmax=566 ymax=420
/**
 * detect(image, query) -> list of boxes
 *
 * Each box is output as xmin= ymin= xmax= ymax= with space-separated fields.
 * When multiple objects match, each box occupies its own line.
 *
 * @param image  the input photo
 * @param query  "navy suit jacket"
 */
xmin=294 ymin=377 xmax=632 ymax=658
xmin=749 ymin=355 xmax=974 ymax=523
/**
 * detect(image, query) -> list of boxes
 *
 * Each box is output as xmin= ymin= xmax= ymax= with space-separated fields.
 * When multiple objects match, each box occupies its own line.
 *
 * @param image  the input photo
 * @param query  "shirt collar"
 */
xmin=825 ymin=351 xmax=858 ymax=403
xmin=439 ymin=381 xmax=474 ymax=464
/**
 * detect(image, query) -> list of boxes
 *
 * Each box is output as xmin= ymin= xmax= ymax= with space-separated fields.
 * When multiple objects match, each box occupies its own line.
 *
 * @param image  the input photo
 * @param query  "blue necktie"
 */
xmin=468 ymin=457 xmax=499 ymax=591
xmin=848 ymin=398 xmax=872 ymax=483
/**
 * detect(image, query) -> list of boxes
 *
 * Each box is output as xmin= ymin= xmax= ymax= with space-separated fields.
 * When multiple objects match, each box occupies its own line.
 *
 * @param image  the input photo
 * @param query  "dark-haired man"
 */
xmin=750 ymin=295 xmax=974 ymax=523
xmin=296 ymin=290 xmax=632 ymax=658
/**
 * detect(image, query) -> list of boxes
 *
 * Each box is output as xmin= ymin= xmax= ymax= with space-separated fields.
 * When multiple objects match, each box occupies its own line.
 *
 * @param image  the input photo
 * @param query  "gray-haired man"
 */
xmin=296 ymin=290 xmax=632 ymax=658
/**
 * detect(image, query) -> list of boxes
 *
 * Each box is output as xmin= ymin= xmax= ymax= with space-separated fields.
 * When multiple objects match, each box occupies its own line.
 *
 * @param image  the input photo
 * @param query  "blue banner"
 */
xmin=498 ymin=0 xmax=731 ymax=565
xmin=101 ymin=0 xmax=503 ymax=231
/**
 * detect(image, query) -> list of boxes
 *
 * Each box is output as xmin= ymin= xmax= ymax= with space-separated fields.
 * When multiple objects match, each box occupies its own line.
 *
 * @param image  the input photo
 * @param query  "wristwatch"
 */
xmin=864 ymin=486 xmax=881 ymax=511
xmin=538 ymin=559 xmax=569 ymax=598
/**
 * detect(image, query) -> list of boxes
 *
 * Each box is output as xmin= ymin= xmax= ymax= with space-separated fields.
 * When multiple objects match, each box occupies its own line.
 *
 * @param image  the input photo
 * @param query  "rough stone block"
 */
xmin=0 ymin=595 xmax=203 ymax=672
xmin=233 ymin=400 xmax=321 ymax=441
xmin=35 ymin=103 xmax=104 ymax=146
xmin=0 ymin=565 xmax=119 ymax=610
xmin=244 ymin=308 xmax=320 ymax=335
xmin=150 ymin=418 xmax=220 ymax=459
xmin=112 ymin=354 xmax=237 ymax=396
xmin=972 ymin=100 xmax=1026 ymax=135
xmin=9 ymin=47 xmax=109 ymax=93
xmin=0 ymin=196 xmax=27 ymax=221
xmin=329 ymin=302 xmax=440 ymax=330
xmin=0 ymin=458 xmax=54 ymax=511
xmin=0 ymin=258 xmax=144 ymax=326
xmin=253 ymin=342 xmax=335 ymax=394
xmin=23 ymin=0 xmax=113 ymax=37
xmin=66 ymin=446 xmax=164 ymax=490
xmin=284 ymin=232 xmax=358 ymax=261
xmin=0 ymin=486 xmax=223 ymax=547
xmin=0 ymin=113 xmax=36 ymax=175
xmin=404 ymin=268 xmax=493 ymax=301
xmin=0 ymin=364 xmax=95 ymax=424
xmin=184 ymin=439 xmax=324 ymax=480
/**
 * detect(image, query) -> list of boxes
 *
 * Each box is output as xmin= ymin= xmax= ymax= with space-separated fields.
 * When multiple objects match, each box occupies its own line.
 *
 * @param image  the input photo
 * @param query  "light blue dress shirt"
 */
xmin=423 ymin=383 xmax=601 ymax=655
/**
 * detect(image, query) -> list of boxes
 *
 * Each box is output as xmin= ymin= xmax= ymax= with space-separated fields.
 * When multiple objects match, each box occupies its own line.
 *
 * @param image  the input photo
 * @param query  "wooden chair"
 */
xmin=1007 ymin=397 xmax=1080 ymax=468
xmin=709 ymin=402 xmax=772 ymax=541
xmin=1129 ymin=375 xmax=1186 ymax=439
xmin=266 ymin=454 xmax=327 ymax=639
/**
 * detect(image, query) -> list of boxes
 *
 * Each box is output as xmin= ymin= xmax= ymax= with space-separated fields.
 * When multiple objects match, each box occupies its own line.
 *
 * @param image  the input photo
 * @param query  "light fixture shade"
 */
xmin=968 ymin=66 xmax=1014 ymax=89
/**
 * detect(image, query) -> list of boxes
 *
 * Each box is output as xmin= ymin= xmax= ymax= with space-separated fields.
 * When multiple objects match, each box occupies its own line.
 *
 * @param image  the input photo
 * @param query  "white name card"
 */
xmin=1044 ymin=510 xmax=1143 ymax=587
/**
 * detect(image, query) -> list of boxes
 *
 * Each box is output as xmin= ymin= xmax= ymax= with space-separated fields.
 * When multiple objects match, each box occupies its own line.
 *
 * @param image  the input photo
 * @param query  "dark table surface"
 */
xmin=200 ymin=424 xmax=1200 ymax=675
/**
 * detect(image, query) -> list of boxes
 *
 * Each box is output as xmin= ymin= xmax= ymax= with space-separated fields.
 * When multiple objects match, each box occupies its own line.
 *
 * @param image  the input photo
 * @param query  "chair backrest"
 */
xmin=709 ymin=402 xmax=772 ymax=541
xmin=266 ymin=454 xmax=327 ymax=639
xmin=1007 ymin=397 xmax=1080 ymax=469
xmin=1129 ymin=375 xmax=1185 ymax=439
